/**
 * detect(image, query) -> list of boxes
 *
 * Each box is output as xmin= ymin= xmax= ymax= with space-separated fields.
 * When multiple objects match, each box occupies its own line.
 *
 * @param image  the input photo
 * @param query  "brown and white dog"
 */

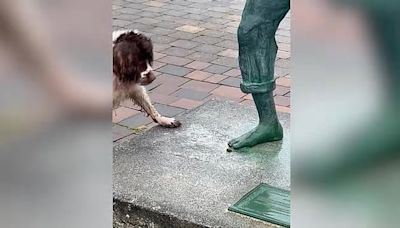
xmin=113 ymin=29 xmax=181 ymax=128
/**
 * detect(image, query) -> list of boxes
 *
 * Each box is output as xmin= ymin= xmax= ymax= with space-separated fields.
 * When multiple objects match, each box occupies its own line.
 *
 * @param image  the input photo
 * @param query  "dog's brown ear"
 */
xmin=113 ymin=43 xmax=140 ymax=83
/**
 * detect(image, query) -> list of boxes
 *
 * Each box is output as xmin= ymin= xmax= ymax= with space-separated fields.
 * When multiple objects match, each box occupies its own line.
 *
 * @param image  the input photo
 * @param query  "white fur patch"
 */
xmin=112 ymin=29 xmax=141 ymax=43
xmin=140 ymin=62 xmax=153 ymax=78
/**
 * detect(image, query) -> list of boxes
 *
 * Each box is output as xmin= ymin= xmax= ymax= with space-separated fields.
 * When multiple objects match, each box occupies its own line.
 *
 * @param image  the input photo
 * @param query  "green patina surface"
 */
xmin=229 ymin=0 xmax=290 ymax=149
xmin=229 ymin=183 xmax=290 ymax=227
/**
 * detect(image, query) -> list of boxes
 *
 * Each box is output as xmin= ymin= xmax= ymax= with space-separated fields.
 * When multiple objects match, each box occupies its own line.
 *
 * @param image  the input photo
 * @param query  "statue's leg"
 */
xmin=229 ymin=0 xmax=290 ymax=149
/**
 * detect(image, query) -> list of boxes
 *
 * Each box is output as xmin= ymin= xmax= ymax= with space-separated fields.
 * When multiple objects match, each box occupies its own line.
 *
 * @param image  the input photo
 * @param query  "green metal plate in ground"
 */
xmin=229 ymin=183 xmax=290 ymax=227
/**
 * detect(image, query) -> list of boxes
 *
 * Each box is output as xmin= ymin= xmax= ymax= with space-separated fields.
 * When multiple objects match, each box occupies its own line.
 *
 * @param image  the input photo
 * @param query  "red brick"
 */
xmin=181 ymin=80 xmax=219 ymax=92
xmin=241 ymin=99 xmax=255 ymax=106
xmin=274 ymin=95 xmax=290 ymax=107
xmin=158 ymin=56 xmax=193 ymax=66
xmin=112 ymin=107 xmax=140 ymax=123
xmin=276 ymin=77 xmax=291 ymax=87
xmin=204 ymin=74 xmax=228 ymax=83
xmin=243 ymin=94 xmax=253 ymax=100
xmin=152 ymin=61 xmax=166 ymax=70
xmin=274 ymin=85 xmax=290 ymax=96
xmin=184 ymin=70 xmax=213 ymax=80
xmin=211 ymin=85 xmax=245 ymax=99
xmin=170 ymin=98 xmax=204 ymax=110
xmin=185 ymin=61 xmax=211 ymax=70
xmin=276 ymin=105 xmax=291 ymax=113
xmin=223 ymin=68 xmax=241 ymax=77
xmin=148 ymin=92 xmax=179 ymax=105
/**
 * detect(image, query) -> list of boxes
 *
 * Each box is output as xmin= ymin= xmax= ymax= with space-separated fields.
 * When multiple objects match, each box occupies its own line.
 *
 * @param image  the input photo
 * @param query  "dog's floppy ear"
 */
xmin=113 ymin=42 xmax=141 ymax=83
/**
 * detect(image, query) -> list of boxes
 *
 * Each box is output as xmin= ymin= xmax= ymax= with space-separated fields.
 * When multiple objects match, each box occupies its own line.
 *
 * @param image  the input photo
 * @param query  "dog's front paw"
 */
xmin=157 ymin=116 xmax=182 ymax=128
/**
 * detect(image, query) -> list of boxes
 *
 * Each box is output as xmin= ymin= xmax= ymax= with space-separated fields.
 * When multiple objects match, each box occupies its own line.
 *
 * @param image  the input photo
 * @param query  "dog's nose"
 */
xmin=140 ymin=71 xmax=156 ymax=85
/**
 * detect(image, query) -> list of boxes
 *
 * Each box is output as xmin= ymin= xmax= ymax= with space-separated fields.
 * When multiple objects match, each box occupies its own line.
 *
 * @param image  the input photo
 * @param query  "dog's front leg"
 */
xmin=130 ymin=85 xmax=181 ymax=128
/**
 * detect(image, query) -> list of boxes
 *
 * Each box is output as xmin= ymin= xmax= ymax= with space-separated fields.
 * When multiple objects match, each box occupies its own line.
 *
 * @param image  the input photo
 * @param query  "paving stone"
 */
xmin=176 ymin=25 xmax=205 ymax=33
xmin=157 ymin=65 xmax=194 ymax=77
xmin=217 ymin=49 xmax=238 ymax=58
xmin=198 ymin=29 xmax=225 ymax=37
xmin=170 ymin=40 xmax=200 ymax=49
xmin=203 ymin=64 xmax=231 ymax=74
xmin=277 ymin=50 xmax=291 ymax=59
xmin=275 ymin=67 xmax=290 ymax=77
xmin=173 ymin=88 xmax=210 ymax=101
xmin=184 ymin=8 xmax=207 ymax=15
xmin=143 ymin=1 xmax=166 ymax=7
xmin=275 ymin=58 xmax=290 ymax=69
xmin=276 ymin=105 xmax=291 ymax=113
xmin=276 ymin=77 xmax=291 ymax=87
xmin=148 ymin=92 xmax=179 ymax=105
xmin=184 ymin=70 xmax=213 ymax=80
xmin=203 ymin=11 xmax=226 ymax=18
xmin=215 ymin=40 xmax=238 ymax=49
xmin=155 ymin=74 xmax=190 ymax=86
xmin=278 ymin=42 xmax=291 ymax=52
xmin=194 ymin=44 xmax=225 ymax=54
xmin=224 ymin=26 xmax=238 ymax=34
xmin=149 ymin=27 xmax=175 ymax=35
xmin=243 ymin=94 xmax=253 ymax=100
xmin=274 ymin=95 xmax=290 ymax=107
xmin=113 ymin=125 xmax=134 ymax=142
xmin=126 ymin=23 xmax=155 ymax=32
xmin=136 ymin=17 xmax=161 ymax=25
xmin=150 ymin=35 xmax=177 ymax=44
xmin=209 ymin=6 xmax=232 ymax=13
xmin=139 ymin=7 xmax=162 ymax=15
xmin=186 ymin=52 xmax=218 ymax=62
xmin=164 ymin=10 xmax=188 ymax=17
xmin=192 ymin=35 xmax=221 ymax=45
xmin=153 ymin=43 xmax=171 ymax=52
xmin=113 ymin=19 xmax=133 ymax=27
xmin=211 ymin=85 xmax=245 ymax=99
xmin=168 ymin=31 xmax=199 ymax=40
xmin=211 ymin=57 xmax=238 ymax=68
xmin=276 ymin=35 xmax=290 ymax=44
xmin=112 ymin=107 xmax=140 ymax=123
xmin=114 ymin=13 xmax=141 ymax=21
xmin=183 ymin=13 xmax=209 ymax=21
xmin=161 ymin=47 xmax=195 ymax=57
xmin=204 ymin=74 xmax=228 ymax=83
xmin=223 ymin=68 xmax=241 ymax=77
xmin=158 ymin=21 xmax=184 ymax=29
xmin=153 ymin=103 xmax=186 ymax=116
xmin=119 ymin=114 xmax=153 ymax=129
xmin=240 ymin=99 xmax=256 ymax=106
xmin=124 ymin=3 xmax=146 ymax=9
xmin=181 ymin=80 xmax=219 ymax=93
xmin=170 ymin=98 xmax=204 ymax=109
xmin=226 ymin=14 xmax=242 ymax=21
xmin=274 ymin=85 xmax=290 ymax=96
xmin=117 ymin=7 xmax=141 ymax=15
xmin=199 ymin=22 xmax=226 ymax=30
xmin=219 ymin=77 xmax=241 ymax=88
xmin=153 ymin=52 xmax=167 ymax=60
xmin=185 ymin=61 xmax=211 ymax=70
xmin=158 ymin=56 xmax=193 ymax=66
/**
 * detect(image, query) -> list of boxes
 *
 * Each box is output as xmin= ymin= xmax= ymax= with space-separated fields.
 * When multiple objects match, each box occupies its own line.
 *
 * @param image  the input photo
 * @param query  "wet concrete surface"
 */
xmin=113 ymin=99 xmax=290 ymax=227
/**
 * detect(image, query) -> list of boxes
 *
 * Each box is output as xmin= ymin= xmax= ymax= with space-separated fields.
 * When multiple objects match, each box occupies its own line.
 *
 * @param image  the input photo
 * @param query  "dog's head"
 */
xmin=113 ymin=30 xmax=155 ymax=85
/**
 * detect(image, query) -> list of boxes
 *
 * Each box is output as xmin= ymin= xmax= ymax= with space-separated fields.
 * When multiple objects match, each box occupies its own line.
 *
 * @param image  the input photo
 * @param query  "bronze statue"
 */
xmin=228 ymin=0 xmax=290 ymax=149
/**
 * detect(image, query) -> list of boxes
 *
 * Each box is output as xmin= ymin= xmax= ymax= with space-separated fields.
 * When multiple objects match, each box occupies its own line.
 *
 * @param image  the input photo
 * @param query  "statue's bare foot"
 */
xmin=228 ymin=122 xmax=283 ymax=149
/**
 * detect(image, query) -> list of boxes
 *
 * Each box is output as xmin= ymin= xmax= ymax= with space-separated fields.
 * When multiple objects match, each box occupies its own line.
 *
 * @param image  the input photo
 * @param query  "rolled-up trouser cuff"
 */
xmin=240 ymin=79 xmax=276 ymax=94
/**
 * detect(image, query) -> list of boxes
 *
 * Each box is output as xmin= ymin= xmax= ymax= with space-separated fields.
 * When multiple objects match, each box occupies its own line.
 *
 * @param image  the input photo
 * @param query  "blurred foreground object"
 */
xmin=0 ymin=0 xmax=111 ymax=228
xmin=293 ymin=0 xmax=400 ymax=227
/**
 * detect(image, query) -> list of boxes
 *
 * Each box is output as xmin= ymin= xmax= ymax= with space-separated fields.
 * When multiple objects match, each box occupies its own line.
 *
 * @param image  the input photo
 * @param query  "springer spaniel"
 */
xmin=113 ymin=30 xmax=181 ymax=128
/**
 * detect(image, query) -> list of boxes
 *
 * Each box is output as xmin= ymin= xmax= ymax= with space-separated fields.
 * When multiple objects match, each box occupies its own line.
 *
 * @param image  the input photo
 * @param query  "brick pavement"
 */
xmin=113 ymin=0 xmax=291 ymax=142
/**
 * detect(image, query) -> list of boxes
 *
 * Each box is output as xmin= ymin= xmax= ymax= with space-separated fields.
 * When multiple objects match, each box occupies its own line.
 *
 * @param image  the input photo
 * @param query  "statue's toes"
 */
xmin=228 ymin=138 xmax=239 ymax=147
